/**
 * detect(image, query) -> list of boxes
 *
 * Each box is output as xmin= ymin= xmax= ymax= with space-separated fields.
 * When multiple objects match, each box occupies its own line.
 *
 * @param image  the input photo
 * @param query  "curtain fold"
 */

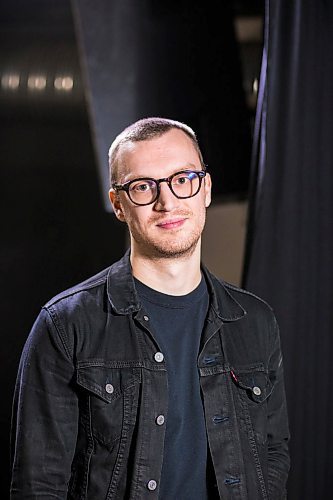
xmin=243 ymin=1 xmax=333 ymax=498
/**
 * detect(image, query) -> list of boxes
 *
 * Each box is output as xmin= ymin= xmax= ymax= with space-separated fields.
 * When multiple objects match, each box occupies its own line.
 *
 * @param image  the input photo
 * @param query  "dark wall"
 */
xmin=0 ymin=4 xmax=126 ymax=497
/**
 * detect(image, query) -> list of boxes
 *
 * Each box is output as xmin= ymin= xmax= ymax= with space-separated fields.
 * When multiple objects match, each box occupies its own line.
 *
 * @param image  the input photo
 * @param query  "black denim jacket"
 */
xmin=10 ymin=251 xmax=290 ymax=499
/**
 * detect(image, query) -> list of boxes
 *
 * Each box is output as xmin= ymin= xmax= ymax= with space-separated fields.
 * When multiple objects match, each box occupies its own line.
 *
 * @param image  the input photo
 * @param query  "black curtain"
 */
xmin=243 ymin=1 xmax=333 ymax=499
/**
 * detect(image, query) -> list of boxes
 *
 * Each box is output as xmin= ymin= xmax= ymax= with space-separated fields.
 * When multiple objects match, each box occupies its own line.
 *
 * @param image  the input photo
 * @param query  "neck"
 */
xmin=130 ymin=242 xmax=202 ymax=296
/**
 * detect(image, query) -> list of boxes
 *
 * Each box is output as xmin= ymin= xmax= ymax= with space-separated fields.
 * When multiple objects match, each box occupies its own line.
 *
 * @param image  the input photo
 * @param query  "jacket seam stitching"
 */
xmin=45 ymin=277 xmax=107 ymax=307
xmin=43 ymin=306 xmax=73 ymax=361
xmin=222 ymin=281 xmax=274 ymax=311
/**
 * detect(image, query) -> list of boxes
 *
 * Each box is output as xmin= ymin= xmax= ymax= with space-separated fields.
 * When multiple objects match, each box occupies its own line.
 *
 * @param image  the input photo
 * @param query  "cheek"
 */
xmin=122 ymin=206 xmax=149 ymax=231
xmin=192 ymin=196 xmax=207 ymax=220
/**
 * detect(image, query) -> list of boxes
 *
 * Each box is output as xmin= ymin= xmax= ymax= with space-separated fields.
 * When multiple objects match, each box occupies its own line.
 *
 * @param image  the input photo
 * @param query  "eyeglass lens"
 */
xmin=128 ymin=171 xmax=201 ymax=205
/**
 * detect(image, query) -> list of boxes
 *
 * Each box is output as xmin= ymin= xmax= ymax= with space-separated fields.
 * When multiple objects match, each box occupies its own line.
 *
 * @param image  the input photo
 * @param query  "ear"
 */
xmin=109 ymin=189 xmax=126 ymax=221
xmin=204 ymin=173 xmax=212 ymax=208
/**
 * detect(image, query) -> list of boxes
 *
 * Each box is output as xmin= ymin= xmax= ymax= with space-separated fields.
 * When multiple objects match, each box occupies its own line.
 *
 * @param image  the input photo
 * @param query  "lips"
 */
xmin=156 ymin=217 xmax=187 ymax=229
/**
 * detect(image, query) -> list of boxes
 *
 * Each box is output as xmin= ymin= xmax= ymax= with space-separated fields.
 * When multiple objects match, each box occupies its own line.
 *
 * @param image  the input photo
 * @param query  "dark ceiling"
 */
xmin=0 ymin=0 xmax=263 ymax=110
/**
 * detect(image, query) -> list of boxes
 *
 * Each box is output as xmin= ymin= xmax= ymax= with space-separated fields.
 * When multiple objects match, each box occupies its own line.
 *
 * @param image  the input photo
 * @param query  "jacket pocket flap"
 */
xmin=232 ymin=368 xmax=273 ymax=403
xmin=76 ymin=365 xmax=141 ymax=403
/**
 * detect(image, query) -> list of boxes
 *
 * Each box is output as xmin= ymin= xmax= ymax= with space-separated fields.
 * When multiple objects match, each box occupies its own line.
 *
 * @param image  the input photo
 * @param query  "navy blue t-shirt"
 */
xmin=135 ymin=276 xmax=209 ymax=500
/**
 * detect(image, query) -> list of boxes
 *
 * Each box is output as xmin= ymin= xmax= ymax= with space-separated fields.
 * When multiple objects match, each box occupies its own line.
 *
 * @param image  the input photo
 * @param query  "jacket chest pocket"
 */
xmin=76 ymin=363 xmax=141 ymax=448
xmin=231 ymin=365 xmax=273 ymax=444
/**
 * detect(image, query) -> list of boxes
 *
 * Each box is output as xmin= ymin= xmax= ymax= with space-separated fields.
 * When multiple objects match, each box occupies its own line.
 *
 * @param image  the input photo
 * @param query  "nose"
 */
xmin=153 ymin=180 xmax=180 ymax=211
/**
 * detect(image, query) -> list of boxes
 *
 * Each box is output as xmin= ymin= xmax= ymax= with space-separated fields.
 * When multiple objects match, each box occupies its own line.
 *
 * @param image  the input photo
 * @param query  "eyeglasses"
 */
xmin=112 ymin=168 xmax=207 ymax=206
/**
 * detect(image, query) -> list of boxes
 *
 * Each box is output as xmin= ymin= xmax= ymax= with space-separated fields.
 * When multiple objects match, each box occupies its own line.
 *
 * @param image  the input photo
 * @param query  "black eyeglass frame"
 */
xmin=112 ymin=167 xmax=207 ymax=206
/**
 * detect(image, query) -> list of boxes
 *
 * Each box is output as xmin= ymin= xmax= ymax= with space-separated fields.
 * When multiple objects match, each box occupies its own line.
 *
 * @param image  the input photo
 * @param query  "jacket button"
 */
xmin=143 ymin=315 xmax=149 ymax=321
xmin=156 ymin=415 xmax=165 ymax=425
xmin=147 ymin=479 xmax=157 ymax=491
xmin=154 ymin=352 xmax=164 ymax=362
xmin=105 ymin=384 xmax=114 ymax=394
xmin=253 ymin=386 xmax=261 ymax=396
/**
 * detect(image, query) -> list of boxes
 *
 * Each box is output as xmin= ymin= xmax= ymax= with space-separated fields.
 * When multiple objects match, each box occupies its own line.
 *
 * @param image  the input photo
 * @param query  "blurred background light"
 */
xmin=1 ymin=72 xmax=20 ymax=90
xmin=27 ymin=74 xmax=47 ymax=91
xmin=54 ymin=75 xmax=74 ymax=91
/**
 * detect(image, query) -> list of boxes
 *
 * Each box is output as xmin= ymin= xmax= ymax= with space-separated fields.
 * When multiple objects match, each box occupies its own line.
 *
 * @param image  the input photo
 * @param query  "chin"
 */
xmin=149 ymin=238 xmax=200 ymax=259
xmin=131 ymin=226 xmax=203 ymax=259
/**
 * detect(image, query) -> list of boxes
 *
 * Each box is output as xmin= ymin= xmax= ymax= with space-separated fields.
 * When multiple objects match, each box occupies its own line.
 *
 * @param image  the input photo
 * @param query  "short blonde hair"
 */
xmin=108 ymin=117 xmax=204 ymax=186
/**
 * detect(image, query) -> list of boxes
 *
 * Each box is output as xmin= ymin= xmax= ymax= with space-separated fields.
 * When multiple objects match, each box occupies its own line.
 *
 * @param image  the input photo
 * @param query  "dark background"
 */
xmin=243 ymin=1 xmax=333 ymax=498
xmin=1 ymin=1 xmax=263 ymax=497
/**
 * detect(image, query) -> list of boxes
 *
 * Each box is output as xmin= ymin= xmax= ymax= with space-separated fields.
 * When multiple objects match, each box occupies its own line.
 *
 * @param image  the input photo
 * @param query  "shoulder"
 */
xmin=207 ymin=273 xmax=281 ymax=355
xmin=222 ymin=280 xmax=273 ymax=312
xmin=208 ymin=272 xmax=277 ymax=326
xmin=44 ymin=266 xmax=110 ymax=312
xmin=34 ymin=267 xmax=112 ymax=356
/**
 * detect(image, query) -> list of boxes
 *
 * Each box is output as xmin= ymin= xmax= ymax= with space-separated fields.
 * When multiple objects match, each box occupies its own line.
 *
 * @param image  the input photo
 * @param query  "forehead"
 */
xmin=117 ymin=129 xmax=201 ymax=181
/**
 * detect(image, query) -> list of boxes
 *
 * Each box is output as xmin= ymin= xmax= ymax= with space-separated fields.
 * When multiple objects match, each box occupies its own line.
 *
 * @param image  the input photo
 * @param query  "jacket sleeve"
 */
xmin=10 ymin=307 xmax=78 ymax=499
xmin=267 ymin=315 xmax=290 ymax=499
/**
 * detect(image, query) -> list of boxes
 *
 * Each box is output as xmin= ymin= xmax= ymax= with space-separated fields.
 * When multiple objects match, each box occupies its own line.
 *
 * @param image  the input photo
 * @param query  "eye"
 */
xmin=173 ymin=172 xmax=196 ymax=185
xmin=130 ymin=180 xmax=155 ymax=193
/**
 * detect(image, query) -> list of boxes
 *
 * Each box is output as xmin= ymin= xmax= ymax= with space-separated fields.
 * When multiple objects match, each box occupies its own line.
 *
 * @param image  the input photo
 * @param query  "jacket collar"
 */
xmin=202 ymin=266 xmax=246 ymax=322
xmin=107 ymin=249 xmax=141 ymax=315
xmin=107 ymin=249 xmax=246 ymax=322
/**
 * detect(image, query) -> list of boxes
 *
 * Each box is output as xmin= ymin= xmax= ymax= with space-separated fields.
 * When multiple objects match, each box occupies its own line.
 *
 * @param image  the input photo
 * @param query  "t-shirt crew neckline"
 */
xmin=133 ymin=275 xmax=207 ymax=309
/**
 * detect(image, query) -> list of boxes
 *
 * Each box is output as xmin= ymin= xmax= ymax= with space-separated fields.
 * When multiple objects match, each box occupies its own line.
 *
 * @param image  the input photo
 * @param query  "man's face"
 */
xmin=109 ymin=128 xmax=212 ymax=259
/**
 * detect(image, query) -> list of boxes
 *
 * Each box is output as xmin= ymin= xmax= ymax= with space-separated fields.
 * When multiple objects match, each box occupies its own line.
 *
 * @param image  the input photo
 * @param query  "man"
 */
xmin=10 ymin=117 xmax=290 ymax=499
